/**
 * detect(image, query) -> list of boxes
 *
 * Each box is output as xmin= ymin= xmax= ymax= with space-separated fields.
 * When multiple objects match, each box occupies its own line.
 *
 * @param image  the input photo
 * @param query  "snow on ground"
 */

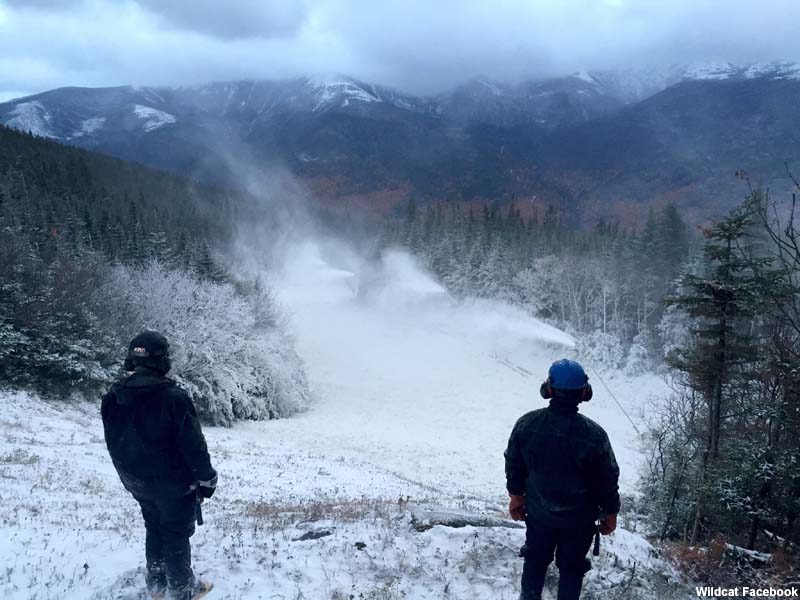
xmin=5 ymin=101 xmax=55 ymax=138
xmin=71 ymin=117 xmax=106 ymax=138
xmin=683 ymin=62 xmax=737 ymax=80
xmin=0 ymin=242 xmax=690 ymax=599
xmin=311 ymin=81 xmax=381 ymax=111
xmin=132 ymin=105 xmax=176 ymax=132
xmin=270 ymin=243 xmax=665 ymax=500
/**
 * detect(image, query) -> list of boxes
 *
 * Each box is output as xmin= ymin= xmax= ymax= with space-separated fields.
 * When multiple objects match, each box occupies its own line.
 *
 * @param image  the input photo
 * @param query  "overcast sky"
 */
xmin=1 ymin=0 xmax=799 ymax=101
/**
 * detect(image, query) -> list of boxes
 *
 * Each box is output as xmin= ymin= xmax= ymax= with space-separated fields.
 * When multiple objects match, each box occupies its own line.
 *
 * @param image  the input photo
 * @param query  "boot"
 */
xmin=169 ymin=578 xmax=213 ymax=600
xmin=146 ymin=561 xmax=167 ymax=599
xmin=189 ymin=580 xmax=213 ymax=600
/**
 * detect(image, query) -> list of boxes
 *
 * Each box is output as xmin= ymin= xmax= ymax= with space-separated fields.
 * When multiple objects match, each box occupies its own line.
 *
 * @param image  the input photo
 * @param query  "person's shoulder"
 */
xmin=108 ymin=375 xmax=129 ymax=392
xmin=514 ymin=408 xmax=547 ymax=429
xmin=576 ymin=413 xmax=611 ymax=443
xmin=101 ymin=377 xmax=126 ymax=404
xmin=161 ymin=379 xmax=199 ymax=415
xmin=162 ymin=378 xmax=189 ymax=401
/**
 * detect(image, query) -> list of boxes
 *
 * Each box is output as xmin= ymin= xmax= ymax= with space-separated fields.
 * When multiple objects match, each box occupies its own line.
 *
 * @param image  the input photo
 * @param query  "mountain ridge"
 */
xmin=3 ymin=62 xmax=799 ymax=224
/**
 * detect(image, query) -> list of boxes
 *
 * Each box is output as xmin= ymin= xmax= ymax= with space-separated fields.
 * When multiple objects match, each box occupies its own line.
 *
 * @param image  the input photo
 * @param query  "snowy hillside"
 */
xmin=0 ymin=244 xmax=690 ymax=599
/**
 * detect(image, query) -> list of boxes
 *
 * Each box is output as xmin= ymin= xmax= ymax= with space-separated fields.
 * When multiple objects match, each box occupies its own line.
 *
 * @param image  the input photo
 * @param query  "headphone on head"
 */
xmin=539 ymin=374 xmax=593 ymax=403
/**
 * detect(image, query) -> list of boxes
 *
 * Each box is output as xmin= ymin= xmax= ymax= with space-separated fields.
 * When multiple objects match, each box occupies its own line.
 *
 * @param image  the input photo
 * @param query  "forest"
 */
xmin=0 ymin=125 xmax=309 ymax=423
xmin=368 ymin=198 xmax=693 ymax=372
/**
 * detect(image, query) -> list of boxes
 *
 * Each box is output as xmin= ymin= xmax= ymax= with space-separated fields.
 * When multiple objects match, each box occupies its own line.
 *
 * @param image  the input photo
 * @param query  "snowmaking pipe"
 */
xmin=495 ymin=356 xmax=642 ymax=436
xmin=587 ymin=366 xmax=642 ymax=436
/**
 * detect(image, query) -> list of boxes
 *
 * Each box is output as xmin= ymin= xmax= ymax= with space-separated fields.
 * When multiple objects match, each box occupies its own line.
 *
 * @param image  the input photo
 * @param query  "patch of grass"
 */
xmin=0 ymin=448 xmax=41 ymax=465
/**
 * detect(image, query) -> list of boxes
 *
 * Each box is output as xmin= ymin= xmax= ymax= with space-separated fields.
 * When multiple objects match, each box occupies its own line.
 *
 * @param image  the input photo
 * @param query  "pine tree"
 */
xmin=195 ymin=241 xmax=226 ymax=283
xmin=667 ymin=206 xmax=770 ymax=543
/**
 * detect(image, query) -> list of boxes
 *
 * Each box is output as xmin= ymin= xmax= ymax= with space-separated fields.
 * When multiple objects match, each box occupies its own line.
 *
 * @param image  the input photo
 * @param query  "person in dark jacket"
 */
xmin=505 ymin=359 xmax=620 ymax=600
xmin=101 ymin=331 xmax=217 ymax=600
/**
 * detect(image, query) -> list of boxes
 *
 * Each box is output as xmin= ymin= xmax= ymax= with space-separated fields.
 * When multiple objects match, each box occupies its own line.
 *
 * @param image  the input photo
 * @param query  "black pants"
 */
xmin=520 ymin=519 xmax=595 ymax=600
xmin=119 ymin=473 xmax=196 ymax=597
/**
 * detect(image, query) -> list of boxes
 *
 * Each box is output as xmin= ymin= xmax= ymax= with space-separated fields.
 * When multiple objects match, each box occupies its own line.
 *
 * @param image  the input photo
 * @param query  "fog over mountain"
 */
xmin=2 ymin=0 xmax=800 ymax=100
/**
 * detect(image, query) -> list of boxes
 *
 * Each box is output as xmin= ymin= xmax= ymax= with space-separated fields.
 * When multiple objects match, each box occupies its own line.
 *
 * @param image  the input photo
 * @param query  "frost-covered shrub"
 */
xmin=104 ymin=261 xmax=310 ymax=425
xmin=510 ymin=256 xmax=564 ymax=318
xmin=625 ymin=333 xmax=654 ymax=376
xmin=657 ymin=304 xmax=691 ymax=359
xmin=578 ymin=329 xmax=625 ymax=370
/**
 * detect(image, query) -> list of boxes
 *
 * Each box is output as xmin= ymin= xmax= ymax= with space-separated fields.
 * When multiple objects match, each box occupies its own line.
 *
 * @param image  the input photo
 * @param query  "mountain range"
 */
xmin=3 ymin=61 xmax=799 ymax=224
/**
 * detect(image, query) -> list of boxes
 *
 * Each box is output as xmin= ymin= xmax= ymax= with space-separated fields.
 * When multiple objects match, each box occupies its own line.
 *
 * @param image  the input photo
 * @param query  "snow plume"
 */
xmin=197 ymin=130 xmax=317 ymax=274
xmin=265 ymin=236 xmax=666 ymax=498
xmin=278 ymin=238 xmax=574 ymax=375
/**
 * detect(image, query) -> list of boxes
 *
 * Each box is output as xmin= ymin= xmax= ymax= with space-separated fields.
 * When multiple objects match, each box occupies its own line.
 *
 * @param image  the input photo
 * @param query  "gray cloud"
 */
xmin=134 ymin=0 xmax=308 ymax=40
xmin=1 ymin=0 xmax=800 ymax=100
xmin=3 ymin=0 xmax=75 ymax=8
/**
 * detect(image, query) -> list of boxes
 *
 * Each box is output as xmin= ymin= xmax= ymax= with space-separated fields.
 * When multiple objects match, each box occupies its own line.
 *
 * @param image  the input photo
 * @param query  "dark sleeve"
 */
xmin=100 ymin=390 xmax=116 ymax=448
xmin=172 ymin=390 xmax=216 ymax=482
xmin=504 ymin=419 xmax=527 ymax=496
xmin=591 ymin=430 xmax=621 ymax=515
xmin=100 ymin=390 xmax=112 ymax=423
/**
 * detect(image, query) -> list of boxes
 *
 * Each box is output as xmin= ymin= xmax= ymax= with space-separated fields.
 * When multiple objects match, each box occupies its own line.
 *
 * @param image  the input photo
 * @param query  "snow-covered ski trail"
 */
xmin=262 ymin=243 xmax=668 ymax=500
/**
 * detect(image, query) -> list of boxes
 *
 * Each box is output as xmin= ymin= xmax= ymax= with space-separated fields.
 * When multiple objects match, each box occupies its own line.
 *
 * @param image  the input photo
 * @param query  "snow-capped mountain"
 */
xmin=682 ymin=60 xmax=800 ymax=81
xmin=2 ymin=62 xmax=799 ymax=223
xmin=0 ymin=78 xmax=435 ymax=142
xmin=437 ymin=74 xmax=626 ymax=128
xmin=0 ymin=71 xmax=656 ymax=143
xmin=3 ymin=62 xmax=798 ymax=140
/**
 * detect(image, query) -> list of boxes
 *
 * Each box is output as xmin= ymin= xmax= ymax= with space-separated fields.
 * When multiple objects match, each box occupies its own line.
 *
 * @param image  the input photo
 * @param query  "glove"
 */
xmin=509 ymin=494 xmax=527 ymax=521
xmin=598 ymin=513 xmax=617 ymax=535
xmin=197 ymin=471 xmax=218 ymax=499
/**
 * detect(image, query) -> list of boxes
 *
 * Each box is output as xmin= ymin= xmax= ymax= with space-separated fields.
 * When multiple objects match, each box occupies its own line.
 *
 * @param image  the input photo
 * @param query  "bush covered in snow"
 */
xmin=102 ymin=262 xmax=310 ymax=424
xmin=578 ymin=329 xmax=625 ymax=370
xmin=624 ymin=333 xmax=654 ymax=376
xmin=0 ymin=233 xmax=309 ymax=424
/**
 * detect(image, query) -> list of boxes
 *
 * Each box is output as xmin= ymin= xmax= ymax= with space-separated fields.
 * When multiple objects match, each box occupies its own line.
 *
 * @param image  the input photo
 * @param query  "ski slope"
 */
xmin=266 ymin=242 xmax=661 ymax=500
xmin=0 ymin=242 xmax=684 ymax=599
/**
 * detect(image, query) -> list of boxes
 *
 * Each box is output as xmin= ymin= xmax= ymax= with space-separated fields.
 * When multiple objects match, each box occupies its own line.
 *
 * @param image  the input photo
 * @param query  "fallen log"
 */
xmin=410 ymin=506 xmax=525 ymax=532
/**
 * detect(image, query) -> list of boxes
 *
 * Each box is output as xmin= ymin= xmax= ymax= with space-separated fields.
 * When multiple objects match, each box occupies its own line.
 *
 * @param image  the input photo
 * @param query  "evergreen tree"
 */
xmin=664 ymin=207 xmax=774 ymax=543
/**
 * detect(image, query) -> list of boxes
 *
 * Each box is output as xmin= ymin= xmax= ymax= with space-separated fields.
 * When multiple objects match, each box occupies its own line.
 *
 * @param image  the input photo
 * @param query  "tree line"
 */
xmin=371 ymin=198 xmax=693 ymax=370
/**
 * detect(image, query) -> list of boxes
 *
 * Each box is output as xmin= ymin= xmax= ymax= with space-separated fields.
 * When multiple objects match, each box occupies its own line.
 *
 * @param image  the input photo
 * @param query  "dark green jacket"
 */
xmin=505 ymin=400 xmax=620 ymax=527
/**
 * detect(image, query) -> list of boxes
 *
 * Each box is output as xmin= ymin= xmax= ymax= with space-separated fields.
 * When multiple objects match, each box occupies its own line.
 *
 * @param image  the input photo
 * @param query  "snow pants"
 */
xmin=119 ymin=473 xmax=196 ymax=598
xmin=519 ymin=519 xmax=595 ymax=600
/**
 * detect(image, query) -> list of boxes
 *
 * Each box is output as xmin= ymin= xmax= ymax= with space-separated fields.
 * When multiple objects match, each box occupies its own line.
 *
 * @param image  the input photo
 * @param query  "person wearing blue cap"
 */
xmin=504 ymin=359 xmax=620 ymax=600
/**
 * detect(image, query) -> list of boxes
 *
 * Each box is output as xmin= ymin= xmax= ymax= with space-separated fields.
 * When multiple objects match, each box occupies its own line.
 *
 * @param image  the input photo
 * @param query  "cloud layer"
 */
xmin=1 ymin=0 xmax=799 ymax=100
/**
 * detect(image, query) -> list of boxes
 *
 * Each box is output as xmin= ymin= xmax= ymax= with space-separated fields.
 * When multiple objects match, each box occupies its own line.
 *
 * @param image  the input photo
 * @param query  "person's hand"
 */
xmin=197 ymin=471 xmax=218 ymax=499
xmin=598 ymin=513 xmax=617 ymax=535
xmin=509 ymin=494 xmax=526 ymax=521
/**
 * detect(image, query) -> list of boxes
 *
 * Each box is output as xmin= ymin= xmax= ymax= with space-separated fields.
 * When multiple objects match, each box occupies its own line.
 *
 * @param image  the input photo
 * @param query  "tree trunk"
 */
xmin=747 ymin=515 xmax=759 ymax=550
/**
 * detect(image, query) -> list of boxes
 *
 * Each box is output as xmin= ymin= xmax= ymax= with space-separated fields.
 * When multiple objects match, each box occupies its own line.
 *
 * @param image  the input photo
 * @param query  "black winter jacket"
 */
xmin=504 ymin=400 xmax=620 ymax=528
xmin=101 ymin=369 xmax=215 ymax=485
